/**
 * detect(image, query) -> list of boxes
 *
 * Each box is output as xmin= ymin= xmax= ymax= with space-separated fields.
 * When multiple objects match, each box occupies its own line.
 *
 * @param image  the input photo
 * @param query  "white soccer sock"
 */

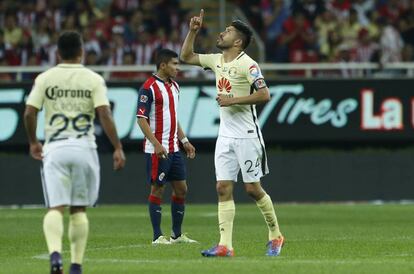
xmin=256 ymin=194 xmax=282 ymax=240
xmin=68 ymin=212 xmax=89 ymax=264
xmin=218 ymin=200 xmax=235 ymax=250
xmin=43 ymin=210 xmax=64 ymax=254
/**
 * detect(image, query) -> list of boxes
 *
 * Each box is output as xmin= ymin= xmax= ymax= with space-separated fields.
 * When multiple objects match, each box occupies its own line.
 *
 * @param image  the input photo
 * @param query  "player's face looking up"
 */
xmin=216 ymin=26 xmax=242 ymax=50
xmin=160 ymin=57 xmax=179 ymax=79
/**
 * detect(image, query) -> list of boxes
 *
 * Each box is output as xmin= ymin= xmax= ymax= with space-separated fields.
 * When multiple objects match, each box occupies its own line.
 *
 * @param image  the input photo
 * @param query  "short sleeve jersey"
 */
xmin=26 ymin=63 xmax=109 ymax=148
xmin=199 ymin=52 xmax=266 ymax=138
xmin=136 ymin=75 xmax=180 ymax=153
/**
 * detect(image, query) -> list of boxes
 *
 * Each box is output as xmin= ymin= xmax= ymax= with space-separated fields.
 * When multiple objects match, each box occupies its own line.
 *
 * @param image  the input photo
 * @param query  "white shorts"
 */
xmin=41 ymin=144 xmax=100 ymax=207
xmin=215 ymin=136 xmax=269 ymax=183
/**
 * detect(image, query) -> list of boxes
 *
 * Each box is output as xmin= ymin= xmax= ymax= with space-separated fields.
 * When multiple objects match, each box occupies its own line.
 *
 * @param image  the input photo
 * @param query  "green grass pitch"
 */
xmin=1 ymin=203 xmax=413 ymax=274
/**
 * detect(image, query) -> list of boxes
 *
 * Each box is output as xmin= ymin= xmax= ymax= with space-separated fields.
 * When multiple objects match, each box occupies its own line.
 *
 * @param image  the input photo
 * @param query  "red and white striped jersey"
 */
xmin=136 ymin=74 xmax=180 ymax=153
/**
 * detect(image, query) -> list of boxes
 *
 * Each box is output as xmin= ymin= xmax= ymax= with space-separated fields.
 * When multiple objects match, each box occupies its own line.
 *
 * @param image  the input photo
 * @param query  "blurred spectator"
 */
xmin=61 ymin=13 xmax=80 ymax=31
xmin=17 ymin=1 xmax=36 ymax=30
xmin=43 ymin=0 xmax=64 ymax=32
xmin=326 ymin=0 xmax=352 ymax=21
xmin=354 ymin=28 xmax=379 ymax=62
xmin=379 ymin=18 xmax=404 ymax=65
xmin=234 ymin=0 xmax=263 ymax=31
xmin=279 ymin=10 xmax=318 ymax=63
xmin=31 ymin=16 xmax=51 ymax=52
xmin=16 ymin=31 xmax=35 ymax=66
xmin=399 ymin=0 xmax=414 ymax=48
xmin=335 ymin=43 xmax=358 ymax=78
xmin=292 ymin=0 xmax=324 ymax=22
xmin=163 ymin=30 xmax=182 ymax=55
xmin=378 ymin=0 xmax=407 ymax=25
xmin=84 ymin=50 xmax=99 ymax=66
xmin=262 ymin=0 xmax=290 ymax=61
xmin=315 ymin=9 xmax=338 ymax=60
xmin=339 ymin=8 xmax=362 ymax=48
xmin=111 ymin=51 xmax=143 ymax=80
xmin=83 ymin=27 xmax=102 ymax=57
xmin=4 ymin=13 xmax=23 ymax=48
xmin=133 ymin=32 xmax=159 ymax=65
xmin=365 ymin=10 xmax=381 ymax=40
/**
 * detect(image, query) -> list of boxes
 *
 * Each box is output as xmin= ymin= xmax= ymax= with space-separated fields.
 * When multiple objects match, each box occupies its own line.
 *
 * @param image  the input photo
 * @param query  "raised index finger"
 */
xmin=199 ymin=9 xmax=204 ymax=21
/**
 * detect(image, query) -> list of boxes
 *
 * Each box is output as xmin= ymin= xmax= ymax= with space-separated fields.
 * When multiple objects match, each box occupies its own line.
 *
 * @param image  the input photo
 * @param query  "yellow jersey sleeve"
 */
xmin=26 ymin=75 xmax=45 ymax=109
xmin=199 ymin=54 xmax=221 ymax=71
xmin=93 ymin=75 xmax=110 ymax=108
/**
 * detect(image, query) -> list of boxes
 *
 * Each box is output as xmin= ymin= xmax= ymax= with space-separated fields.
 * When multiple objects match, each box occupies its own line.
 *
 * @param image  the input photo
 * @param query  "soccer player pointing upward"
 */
xmin=181 ymin=10 xmax=284 ymax=257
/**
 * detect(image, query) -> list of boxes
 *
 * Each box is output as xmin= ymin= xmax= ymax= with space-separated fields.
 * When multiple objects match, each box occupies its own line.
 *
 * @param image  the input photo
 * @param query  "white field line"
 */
xmin=32 ymin=256 xmax=414 ymax=265
xmin=32 ymin=244 xmax=413 ymax=265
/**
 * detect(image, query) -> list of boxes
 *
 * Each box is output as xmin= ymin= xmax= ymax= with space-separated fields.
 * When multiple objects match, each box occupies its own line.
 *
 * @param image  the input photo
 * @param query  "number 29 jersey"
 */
xmin=199 ymin=52 xmax=266 ymax=139
xmin=26 ymin=63 xmax=110 ymax=149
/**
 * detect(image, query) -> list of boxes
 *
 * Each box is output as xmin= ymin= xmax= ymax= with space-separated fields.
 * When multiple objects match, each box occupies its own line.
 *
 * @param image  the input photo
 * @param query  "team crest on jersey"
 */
xmin=158 ymin=172 xmax=165 ymax=181
xmin=218 ymin=77 xmax=232 ymax=93
xmin=228 ymin=67 xmax=237 ymax=78
xmin=140 ymin=95 xmax=148 ymax=103
xmin=249 ymin=65 xmax=260 ymax=78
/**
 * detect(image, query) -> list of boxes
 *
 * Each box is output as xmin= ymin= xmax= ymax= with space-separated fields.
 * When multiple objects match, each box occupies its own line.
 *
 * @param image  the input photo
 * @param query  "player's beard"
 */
xmin=216 ymin=41 xmax=231 ymax=50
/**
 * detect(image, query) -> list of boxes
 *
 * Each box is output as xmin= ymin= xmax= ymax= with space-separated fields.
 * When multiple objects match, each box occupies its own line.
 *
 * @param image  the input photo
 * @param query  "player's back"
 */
xmin=27 ymin=64 xmax=109 ymax=148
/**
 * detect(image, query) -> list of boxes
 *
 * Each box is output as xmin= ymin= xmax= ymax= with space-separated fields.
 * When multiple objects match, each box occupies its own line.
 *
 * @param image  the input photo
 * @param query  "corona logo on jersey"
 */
xmin=45 ymin=86 xmax=92 ymax=100
xmin=217 ymin=77 xmax=232 ymax=93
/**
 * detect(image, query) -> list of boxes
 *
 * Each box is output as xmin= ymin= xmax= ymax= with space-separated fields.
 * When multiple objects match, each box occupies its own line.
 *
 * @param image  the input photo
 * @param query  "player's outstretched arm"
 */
xmin=180 ymin=9 xmax=204 ymax=66
xmin=96 ymin=105 xmax=126 ymax=170
xmin=23 ymin=105 xmax=43 ymax=160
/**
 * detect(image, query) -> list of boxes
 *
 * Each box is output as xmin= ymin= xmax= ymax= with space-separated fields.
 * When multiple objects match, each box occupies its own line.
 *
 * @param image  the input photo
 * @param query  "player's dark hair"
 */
xmin=231 ymin=20 xmax=252 ymax=50
xmin=155 ymin=48 xmax=178 ymax=70
xmin=58 ymin=31 xmax=83 ymax=60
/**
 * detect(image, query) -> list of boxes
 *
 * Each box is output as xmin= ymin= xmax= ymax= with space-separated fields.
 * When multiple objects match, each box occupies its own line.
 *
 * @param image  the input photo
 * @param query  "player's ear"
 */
xmin=234 ymin=38 xmax=242 ymax=49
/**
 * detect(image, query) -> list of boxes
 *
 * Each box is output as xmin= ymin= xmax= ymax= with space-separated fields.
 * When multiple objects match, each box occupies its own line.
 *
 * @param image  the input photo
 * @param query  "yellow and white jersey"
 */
xmin=199 ymin=52 xmax=265 ymax=138
xmin=26 ymin=63 xmax=109 ymax=149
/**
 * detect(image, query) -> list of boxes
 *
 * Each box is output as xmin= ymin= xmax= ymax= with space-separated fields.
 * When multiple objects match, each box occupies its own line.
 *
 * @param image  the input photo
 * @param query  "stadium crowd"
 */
xmin=0 ymin=0 xmax=413 ymax=81
xmin=237 ymin=0 xmax=414 ymax=66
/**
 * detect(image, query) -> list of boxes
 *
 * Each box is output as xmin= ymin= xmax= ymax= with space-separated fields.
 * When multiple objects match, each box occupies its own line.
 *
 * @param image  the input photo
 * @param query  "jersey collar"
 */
xmin=221 ymin=51 xmax=245 ymax=64
xmin=153 ymin=73 xmax=172 ymax=84
xmin=57 ymin=63 xmax=84 ymax=68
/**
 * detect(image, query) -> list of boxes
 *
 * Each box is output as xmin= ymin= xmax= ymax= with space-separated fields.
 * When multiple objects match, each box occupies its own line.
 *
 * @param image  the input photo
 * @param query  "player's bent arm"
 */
xmin=180 ymin=30 xmax=201 ymax=66
xmin=231 ymin=87 xmax=270 ymax=105
xmin=23 ymin=105 xmax=39 ymax=144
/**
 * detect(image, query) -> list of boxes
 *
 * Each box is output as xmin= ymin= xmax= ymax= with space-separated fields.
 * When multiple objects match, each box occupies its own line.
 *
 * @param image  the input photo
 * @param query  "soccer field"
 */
xmin=1 ymin=203 xmax=413 ymax=274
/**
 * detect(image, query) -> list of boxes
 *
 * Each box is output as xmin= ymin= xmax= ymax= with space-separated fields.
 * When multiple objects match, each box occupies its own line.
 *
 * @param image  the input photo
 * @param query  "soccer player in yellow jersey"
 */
xmin=24 ymin=31 xmax=126 ymax=274
xmin=181 ymin=10 xmax=284 ymax=257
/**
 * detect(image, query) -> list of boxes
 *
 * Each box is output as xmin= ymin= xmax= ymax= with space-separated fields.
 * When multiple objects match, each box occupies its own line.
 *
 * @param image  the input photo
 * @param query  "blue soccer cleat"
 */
xmin=50 ymin=251 xmax=63 ymax=274
xmin=201 ymin=245 xmax=234 ymax=257
xmin=69 ymin=263 xmax=82 ymax=274
xmin=266 ymin=236 xmax=285 ymax=256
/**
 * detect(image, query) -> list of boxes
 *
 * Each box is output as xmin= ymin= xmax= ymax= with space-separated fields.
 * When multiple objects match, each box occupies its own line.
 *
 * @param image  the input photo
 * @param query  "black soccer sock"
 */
xmin=171 ymin=195 xmax=185 ymax=239
xmin=148 ymin=195 xmax=163 ymax=241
